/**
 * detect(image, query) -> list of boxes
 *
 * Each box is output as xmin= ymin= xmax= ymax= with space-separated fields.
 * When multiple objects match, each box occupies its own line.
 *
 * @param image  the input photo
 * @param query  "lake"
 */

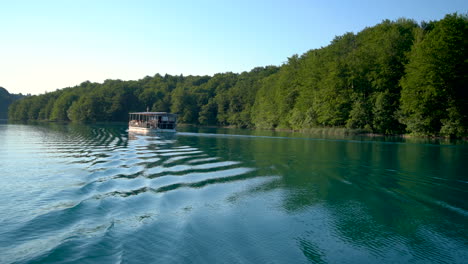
xmin=0 ymin=122 xmax=467 ymax=263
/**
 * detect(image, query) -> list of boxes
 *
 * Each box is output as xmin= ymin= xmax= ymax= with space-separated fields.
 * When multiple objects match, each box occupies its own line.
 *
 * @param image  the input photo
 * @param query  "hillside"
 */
xmin=7 ymin=13 xmax=468 ymax=137
xmin=0 ymin=87 xmax=24 ymax=119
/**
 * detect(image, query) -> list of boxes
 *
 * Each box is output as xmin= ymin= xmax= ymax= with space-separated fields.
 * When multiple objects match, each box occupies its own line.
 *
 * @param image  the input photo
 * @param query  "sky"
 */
xmin=0 ymin=0 xmax=466 ymax=95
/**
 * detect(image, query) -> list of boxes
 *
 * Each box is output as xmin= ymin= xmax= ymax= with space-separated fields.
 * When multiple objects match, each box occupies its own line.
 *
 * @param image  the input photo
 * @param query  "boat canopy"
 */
xmin=129 ymin=112 xmax=173 ymax=115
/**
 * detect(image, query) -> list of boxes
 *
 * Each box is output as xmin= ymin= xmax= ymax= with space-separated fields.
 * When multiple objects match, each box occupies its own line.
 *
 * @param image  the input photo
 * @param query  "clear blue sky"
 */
xmin=1 ymin=0 xmax=466 ymax=95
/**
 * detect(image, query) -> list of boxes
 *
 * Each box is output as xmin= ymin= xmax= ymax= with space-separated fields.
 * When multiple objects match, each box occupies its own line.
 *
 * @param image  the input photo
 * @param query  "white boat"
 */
xmin=128 ymin=112 xmax=177 ymax=133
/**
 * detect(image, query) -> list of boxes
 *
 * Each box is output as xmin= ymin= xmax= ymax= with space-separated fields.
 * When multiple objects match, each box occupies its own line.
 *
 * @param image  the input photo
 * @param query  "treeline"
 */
xmin=0 ymin=87 xmax=24 ymax=119
xmin=8 ymin=14 xmax=467 ymax=137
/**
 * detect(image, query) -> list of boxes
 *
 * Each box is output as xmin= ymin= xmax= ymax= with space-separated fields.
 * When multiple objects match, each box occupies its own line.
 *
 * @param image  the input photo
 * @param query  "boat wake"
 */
xmin=0 ymin=126 xmax=279 ymax=263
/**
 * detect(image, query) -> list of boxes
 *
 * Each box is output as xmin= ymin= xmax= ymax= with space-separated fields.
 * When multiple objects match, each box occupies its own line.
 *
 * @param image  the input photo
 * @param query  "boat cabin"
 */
xmin=129 ymin=112 xmax=177 ymax=132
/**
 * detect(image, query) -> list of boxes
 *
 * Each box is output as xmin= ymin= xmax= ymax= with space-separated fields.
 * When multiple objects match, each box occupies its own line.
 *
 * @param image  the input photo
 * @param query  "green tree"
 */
xmin=198 ymin=98 xmax=218 ymax=125
xmin=50 ymin=91 xmax=79 ymax=121
xmin=400 ymin=13 xmax=468 ymax=136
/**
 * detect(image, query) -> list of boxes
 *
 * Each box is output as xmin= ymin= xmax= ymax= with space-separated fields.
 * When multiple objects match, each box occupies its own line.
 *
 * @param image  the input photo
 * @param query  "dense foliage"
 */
xmin=8 ymin=14 xmax=468 ymax=137
xmin=0 ymin=87 xmax=24 ymax=119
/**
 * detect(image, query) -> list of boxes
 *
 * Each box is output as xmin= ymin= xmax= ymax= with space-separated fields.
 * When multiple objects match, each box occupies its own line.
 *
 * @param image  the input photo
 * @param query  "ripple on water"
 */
xmin=1 ymin=128 xmax=274 ymax=263
xmin=2 ymin=125 xmax=466 ymax=263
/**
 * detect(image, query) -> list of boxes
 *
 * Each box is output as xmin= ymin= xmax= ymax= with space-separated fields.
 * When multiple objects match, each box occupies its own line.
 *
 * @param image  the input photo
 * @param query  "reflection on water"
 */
xmin=0 ymin=122 xmax=467 ymax=263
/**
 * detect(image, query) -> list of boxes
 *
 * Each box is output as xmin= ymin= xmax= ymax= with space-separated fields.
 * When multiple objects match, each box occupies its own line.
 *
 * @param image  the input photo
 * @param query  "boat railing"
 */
xmin=129 ymin=119 xmax=176 ymax=129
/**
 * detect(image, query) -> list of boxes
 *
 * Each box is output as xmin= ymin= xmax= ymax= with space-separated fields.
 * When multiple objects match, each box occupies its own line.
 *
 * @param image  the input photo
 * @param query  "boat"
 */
xmin=128 ymin=112 xmax=177 ymax=133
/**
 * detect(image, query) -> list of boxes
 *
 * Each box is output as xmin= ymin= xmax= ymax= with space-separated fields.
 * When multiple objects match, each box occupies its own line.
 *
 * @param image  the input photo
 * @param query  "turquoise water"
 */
xmin=0 ymin=122 xmax=467 ymax=263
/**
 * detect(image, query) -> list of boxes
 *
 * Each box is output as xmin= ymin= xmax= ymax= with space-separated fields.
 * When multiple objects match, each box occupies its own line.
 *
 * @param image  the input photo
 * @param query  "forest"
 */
xmin=8 ymin=14 xmax=468 ymax=137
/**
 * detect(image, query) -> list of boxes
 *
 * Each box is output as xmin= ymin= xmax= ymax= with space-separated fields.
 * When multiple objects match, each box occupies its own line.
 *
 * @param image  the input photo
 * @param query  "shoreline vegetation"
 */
xmin=7 ymin=13 xmax=468 ymax=138
xmin=190 ymin=123 xmax=468 ymax=141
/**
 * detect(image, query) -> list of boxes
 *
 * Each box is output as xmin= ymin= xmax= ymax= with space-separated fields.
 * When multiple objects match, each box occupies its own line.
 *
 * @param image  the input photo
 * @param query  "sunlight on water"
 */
xmin=0 ymin=122 xmax=467 ymax=263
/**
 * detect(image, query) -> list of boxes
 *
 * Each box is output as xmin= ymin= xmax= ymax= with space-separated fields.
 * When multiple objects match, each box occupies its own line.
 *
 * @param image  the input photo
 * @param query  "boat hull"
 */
xmin=128 ymin=126 xmax=176 ymax=133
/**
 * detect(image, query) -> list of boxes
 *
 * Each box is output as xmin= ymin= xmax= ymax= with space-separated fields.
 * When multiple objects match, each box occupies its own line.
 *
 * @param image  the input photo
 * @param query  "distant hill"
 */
xmin=0 ymin=87 xmax=24 ymax=119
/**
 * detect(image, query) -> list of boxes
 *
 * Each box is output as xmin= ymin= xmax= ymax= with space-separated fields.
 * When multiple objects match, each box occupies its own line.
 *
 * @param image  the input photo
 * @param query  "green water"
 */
xmin=0 ymin=122 xmax=467 ymax=263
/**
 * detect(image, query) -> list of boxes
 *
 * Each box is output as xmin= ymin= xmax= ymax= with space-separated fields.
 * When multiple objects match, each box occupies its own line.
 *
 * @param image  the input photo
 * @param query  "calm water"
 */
xmin=0 ymin=122 xmax=467 ymax=263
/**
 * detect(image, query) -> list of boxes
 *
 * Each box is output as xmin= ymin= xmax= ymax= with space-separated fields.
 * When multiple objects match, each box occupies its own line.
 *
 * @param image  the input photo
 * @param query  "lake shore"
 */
xmin=5 ymin=119 xmax=467 ymax=141
xmin=177 ymin=123 xmax=468 ymax=141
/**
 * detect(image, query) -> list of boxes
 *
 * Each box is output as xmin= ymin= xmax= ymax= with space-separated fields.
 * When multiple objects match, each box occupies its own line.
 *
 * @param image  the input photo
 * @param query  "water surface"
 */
xmin=0 ymin=122 xmax=467 ymax=263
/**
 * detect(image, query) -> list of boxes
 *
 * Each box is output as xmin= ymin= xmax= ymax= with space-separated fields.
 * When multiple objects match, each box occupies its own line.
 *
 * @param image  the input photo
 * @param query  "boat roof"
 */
xmin=129 ymin=112 xmax=176 ymax=115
